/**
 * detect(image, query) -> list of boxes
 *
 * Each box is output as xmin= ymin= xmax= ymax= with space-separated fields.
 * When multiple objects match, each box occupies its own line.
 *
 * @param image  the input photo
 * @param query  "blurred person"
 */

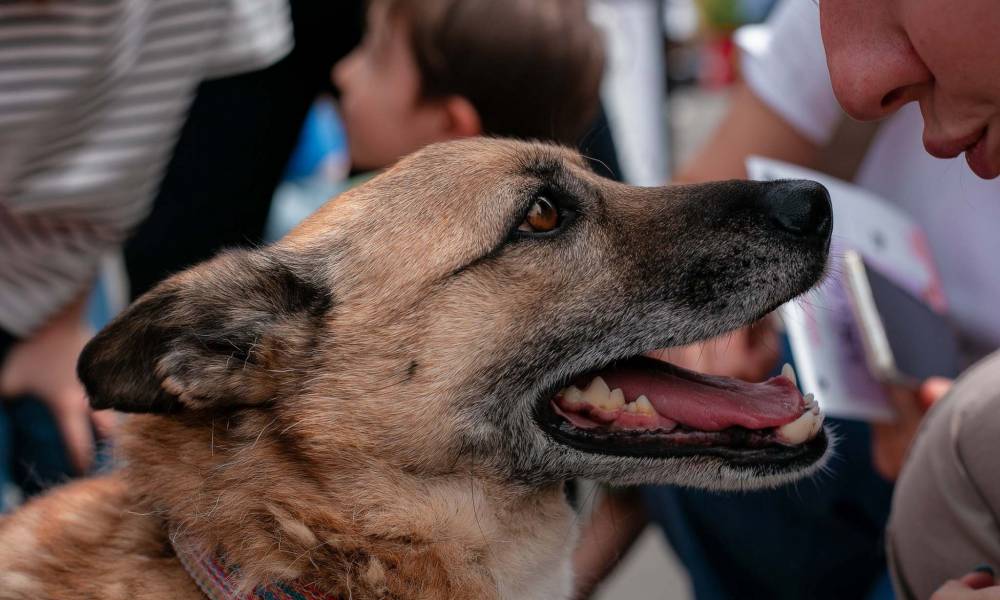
xmin=124 ymin=0 xmax=366 ymax=299
xmin=333 ymin=0 xmax=606 ymax=172
xmin=818 ymin=0 xmax=1000 ymax=597
xmin=262 ymin=0 xmax=611 ymax=242
xmin=0 ymin=0 xmax=292 ymax=499
xmin=128 ymin=0 xmax=613 ymax=299
xmin=573 ymin=0 xmax=1000 ymax=598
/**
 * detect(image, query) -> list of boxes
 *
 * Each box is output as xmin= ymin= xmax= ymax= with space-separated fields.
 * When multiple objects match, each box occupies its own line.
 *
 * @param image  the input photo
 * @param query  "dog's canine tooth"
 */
xmin=775 ymin=407 xmax=823 ymax=445
xmin=781 ymin=363 xmax=797 ymax=387
xmin=804 ymin=392 xmax=820 ymax=415
xmin=809 ymin=411 xmax=825 ymax=436
xmin=581 ymin=376 xmax=612 ymax=408
xmin=561 ymin=385 xmax=584 ymax=406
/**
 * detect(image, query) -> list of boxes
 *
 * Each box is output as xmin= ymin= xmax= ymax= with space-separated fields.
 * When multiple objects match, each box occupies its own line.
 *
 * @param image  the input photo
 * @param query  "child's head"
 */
xmin=333 ymin=0 xmax=605 ymax=170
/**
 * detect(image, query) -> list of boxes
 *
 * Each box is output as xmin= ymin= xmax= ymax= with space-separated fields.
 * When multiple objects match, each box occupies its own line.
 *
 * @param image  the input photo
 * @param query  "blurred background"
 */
xmin=0 ymin=0 xmax=945 ymax=598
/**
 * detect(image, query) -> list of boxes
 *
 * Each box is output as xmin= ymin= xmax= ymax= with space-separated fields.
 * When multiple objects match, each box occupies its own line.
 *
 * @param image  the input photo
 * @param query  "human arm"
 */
xmin=0 ymin=293 xmax=116 ymax=473
xmin=888 ymin=353 xmax=1000 ymax=598
xmin=673 ymin=83 xmax=821 ymax=184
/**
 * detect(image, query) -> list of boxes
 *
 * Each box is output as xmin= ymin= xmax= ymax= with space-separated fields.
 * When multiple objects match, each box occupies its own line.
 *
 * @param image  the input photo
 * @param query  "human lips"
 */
xmin=924 ymin=126 xmax=999 ymax=179
xmin=965 ymin=132 xmax=999 ymax=179
xmin=923 ymin=127 xmax=985 ymax=160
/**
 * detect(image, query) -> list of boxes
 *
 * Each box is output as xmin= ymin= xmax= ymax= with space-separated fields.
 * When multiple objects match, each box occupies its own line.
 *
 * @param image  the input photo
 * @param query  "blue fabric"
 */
xmin=0 ymin=395 xmax=110 ymax=512
xmin=0 ymin=284 xmax=112 ymax=512
xmin=0 ymin=396 xmax=77 ymax=512
xmin=6 ymin=396 xmax=75 ymax=498
xmin=868 ymin=571 xmax=896 ymax=600
xmin=282 ymin=98 xmax=348 ymax=181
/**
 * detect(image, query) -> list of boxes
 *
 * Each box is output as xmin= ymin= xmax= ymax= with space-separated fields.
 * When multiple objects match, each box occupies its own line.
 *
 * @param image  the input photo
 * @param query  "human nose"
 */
xmin=820 ymin=9 xmax=932 ymax=121
xmin=332 ymin=51 xmax=359 ymax=91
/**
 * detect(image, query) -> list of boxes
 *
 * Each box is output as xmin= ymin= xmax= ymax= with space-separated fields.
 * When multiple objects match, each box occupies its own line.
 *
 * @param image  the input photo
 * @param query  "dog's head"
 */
xmin=80 ymin=139 xmax=831 ymax=491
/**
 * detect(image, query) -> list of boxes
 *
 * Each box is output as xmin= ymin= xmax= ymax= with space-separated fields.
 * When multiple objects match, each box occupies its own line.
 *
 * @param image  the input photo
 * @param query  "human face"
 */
xmin=820 ymin=0 xmax=1000 ymax=179
xmin=332 ymin=7 xmax=452 ymax=170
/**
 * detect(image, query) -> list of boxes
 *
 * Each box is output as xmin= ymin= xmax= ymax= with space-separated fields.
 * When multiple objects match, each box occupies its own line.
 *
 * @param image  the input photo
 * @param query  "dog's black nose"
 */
xmin=760 ymin=180 xmax=832 ymax=240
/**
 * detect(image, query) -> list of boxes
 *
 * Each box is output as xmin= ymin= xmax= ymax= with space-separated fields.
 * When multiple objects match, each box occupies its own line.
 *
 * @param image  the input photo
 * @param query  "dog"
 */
xmin=0 ymin=139 xmax=831 ymax=599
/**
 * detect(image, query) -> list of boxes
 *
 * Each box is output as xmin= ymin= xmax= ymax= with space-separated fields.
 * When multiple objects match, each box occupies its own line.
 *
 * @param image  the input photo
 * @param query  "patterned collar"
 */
xmin=170 ymin=530 xmax=337 ymax=600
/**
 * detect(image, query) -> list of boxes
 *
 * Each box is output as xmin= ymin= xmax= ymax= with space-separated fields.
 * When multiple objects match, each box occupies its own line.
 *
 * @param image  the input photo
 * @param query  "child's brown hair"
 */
xmin=376 ymin=0 xmax=605 ymax=145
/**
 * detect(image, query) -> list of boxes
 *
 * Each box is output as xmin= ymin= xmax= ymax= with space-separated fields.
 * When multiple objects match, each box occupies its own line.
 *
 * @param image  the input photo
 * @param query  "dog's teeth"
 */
xmin=621 ymin=396 xmax=655 ymax=417
xmin=810 ymin=411 xmax=825 ymax=436
xmin=607 ymin=388 xmax=626 ymax=410
xmin=581 ymin=376 xmax=613 ymax=408
xmin=775 ymin=407 xmax=824 ymax=446
xmin=561 ymin=385 xmax=584 ymax=406
xmin=804 ymin=393 xmax=820 ymax=415
xmin=781 ymin=363 xmax=798 ymax=387
xmin=634 ymin=395 xmax=655 ymax=416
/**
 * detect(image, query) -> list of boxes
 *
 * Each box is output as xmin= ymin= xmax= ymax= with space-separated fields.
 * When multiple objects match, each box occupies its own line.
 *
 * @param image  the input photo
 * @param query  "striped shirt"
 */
xmin=0 ymin=0 xmax=292 ymax=337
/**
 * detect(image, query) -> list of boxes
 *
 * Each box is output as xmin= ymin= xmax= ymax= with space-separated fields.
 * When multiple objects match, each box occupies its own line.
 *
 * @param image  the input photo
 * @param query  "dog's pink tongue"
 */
xmin=600 ymin=365 xmax=803 ymax=431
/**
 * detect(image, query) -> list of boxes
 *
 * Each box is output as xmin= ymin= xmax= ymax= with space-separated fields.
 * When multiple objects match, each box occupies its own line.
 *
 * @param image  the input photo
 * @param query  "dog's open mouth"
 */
xmin=540 ymin=355 xmax=826 ymax=464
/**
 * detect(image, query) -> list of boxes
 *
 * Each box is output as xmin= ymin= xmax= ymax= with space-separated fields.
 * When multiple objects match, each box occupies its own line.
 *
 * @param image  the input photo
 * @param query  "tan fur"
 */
xmin=0 ymin=414 xmax=573 ymax=599
xmin=0 ymin=139 xmax=831 ymax=599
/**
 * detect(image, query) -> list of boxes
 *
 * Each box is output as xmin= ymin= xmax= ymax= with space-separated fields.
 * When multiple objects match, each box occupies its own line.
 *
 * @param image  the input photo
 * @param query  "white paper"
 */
xmin=747 ymin=157 xmax=947 ymax=422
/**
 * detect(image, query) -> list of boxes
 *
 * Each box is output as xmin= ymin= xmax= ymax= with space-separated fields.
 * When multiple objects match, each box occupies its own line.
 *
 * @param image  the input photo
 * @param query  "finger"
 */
xmin=750 ymin=337 xmax=781 ymax=382
xmin=747 ymin=315 xmax=777 ymax=345
xmin=885 ymin=384 xmax=926 ymax=422
xmin=870 ymin=422 xmax=903 ymax=480
xmin=920 ymin=377 xmax=954 ymax=409
xmin=52 ymin=392 xmax=96 ymax=474
xmin=932 ymin=579 xmax=974 ymax=600
xmin=932 ymin=573 xmax=1000 ymax=600
xmin=960 ymin=567 xmax=996 ymax=590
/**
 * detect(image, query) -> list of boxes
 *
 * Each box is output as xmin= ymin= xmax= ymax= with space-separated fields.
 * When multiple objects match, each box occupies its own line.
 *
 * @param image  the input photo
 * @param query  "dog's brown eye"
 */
xmin=519 ymin=196 xmax=560 ymax=233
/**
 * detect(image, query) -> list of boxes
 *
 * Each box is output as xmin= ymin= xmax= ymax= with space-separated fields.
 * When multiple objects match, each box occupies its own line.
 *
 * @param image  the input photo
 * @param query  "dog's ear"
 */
xmin=78 ymin=249 xmax=332 ymax=413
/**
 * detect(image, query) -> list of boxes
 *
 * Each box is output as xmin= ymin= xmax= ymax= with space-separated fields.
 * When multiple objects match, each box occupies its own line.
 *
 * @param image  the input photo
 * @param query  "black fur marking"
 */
xmin=406 ymin=360 xmax=419 ymax=381
xmin=78 ymin=249 xmax=336 ymax=414
xmin=79 ymin=289 xmax=185 ymax=413
xmin=267 ymin=262 xmax=334 ymax=317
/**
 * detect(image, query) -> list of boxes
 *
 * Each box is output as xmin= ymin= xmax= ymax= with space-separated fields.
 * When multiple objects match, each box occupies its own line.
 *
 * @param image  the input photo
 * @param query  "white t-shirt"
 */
xmin=0 ymin=0 xmax=292 ymax=336
xmin=737 ymin=0 xmax=1000 ymax=355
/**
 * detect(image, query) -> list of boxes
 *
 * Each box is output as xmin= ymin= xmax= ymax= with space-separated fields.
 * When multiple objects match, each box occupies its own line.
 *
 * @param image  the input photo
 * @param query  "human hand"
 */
xmin=0 ymin=296 xmax=116 ymax=473
xmin=932 ymin=567 xmax=1000 ymax=600
xmin=871 ymin=377 xmax=953 ymax=480
xmin=648 ymin=316 xmax=780 ymax=382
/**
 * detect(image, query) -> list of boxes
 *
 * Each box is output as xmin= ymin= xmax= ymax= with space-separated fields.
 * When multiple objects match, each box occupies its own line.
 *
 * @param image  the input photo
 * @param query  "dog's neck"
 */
xmin=120 ymin=411 xmax=576 ymax=600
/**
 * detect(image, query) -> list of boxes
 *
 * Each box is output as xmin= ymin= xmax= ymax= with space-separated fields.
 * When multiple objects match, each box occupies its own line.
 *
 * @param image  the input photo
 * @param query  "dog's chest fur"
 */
xmin=0 ymin=473 xmax=577 ymax=600
xmin=481 ymin=499 xmax=577 ymax=600
xmin=495 ymin=553 xmax=574 ymax=600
